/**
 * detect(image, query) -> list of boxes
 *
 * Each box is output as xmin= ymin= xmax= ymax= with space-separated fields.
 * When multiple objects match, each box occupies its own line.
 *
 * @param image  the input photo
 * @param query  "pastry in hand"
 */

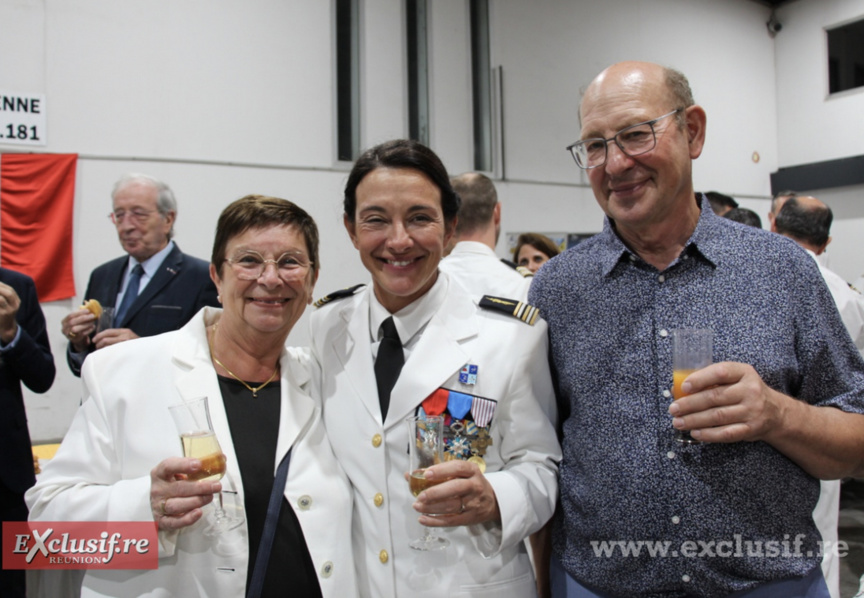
xmin=82 ymin=298 xmax=102 ymax=319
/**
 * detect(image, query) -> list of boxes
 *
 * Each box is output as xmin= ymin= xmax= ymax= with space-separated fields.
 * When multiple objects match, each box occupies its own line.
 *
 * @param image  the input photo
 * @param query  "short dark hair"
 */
xmin=723 ymin=207 xmax=762 ymax=229
xmin=770 ymin=189 xmax=798 ymax=215
xmin=775 ymin=197 xmax=832 ymax=247
xmin=703 ymin=191 xmax=738 ymax=214
xmin=343 ymin=139 xmax=460 ymax=226
xmin=450 ymin=172 xmax=497 ymax=235
xmin=212 ymin=194 xmax=320 ymax=279
xmin=514 ymin=233 xmax=560 ymax=263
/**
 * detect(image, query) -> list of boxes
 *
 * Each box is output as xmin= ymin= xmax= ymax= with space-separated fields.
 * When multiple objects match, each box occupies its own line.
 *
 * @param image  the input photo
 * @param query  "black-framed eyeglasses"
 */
xmin=566 ymin=108 xmax=683 ymax=170
xmin=225 ymin=250 xmax=313 ymax=281
xmin=109 ymin=208 xmax=157 ymax=225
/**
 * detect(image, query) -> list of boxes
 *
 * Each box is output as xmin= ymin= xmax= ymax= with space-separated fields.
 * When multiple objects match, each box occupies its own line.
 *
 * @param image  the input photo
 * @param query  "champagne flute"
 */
xmin=407 ymin=415 xmax=449 ymax=551
xmin=671 ymin=328 xmax=713 ymax=444
xmin=168 ymin=396 xmax=243 ymax=535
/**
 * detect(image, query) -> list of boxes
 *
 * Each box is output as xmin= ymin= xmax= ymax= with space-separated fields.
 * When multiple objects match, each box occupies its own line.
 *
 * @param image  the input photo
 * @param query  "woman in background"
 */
xmin=514 ymin=232 xmax=560 ymax=274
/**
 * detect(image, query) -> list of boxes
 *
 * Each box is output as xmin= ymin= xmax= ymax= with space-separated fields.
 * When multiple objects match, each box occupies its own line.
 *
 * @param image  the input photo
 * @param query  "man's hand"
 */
xmin=668 ymin=361 xmax=785 ymax=443
xmin=93 ymin=328 xmax=140 ymax=350
xmin=409 ymin=460 xmax=500 ymax=527
xmin=150 ymin=457 xmax=219 ymax=531
xmin=0 ymin=282 xmax=21 ymax=344
xmin=61 ymin=309 xmax=96 ymax=352
xmin=669 ymin=361 xmax=864 ymax=479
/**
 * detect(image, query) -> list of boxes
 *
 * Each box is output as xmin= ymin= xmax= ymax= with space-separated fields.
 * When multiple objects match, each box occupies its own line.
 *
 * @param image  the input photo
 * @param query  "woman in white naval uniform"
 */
xmin=310 ymin=140 xmax=561 ymax=598
xmin=26 ymin=196 xmax=356 ymax=598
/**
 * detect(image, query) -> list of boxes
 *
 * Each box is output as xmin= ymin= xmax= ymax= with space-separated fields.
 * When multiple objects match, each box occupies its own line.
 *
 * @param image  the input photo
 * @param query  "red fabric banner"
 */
xmin=0 ymin=153 xmax=77 ymax=302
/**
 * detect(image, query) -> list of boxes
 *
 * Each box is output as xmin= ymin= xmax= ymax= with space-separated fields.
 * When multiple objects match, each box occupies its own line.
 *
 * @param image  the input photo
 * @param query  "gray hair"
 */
xmin=112 ymin=173 xmax=177 ymax=240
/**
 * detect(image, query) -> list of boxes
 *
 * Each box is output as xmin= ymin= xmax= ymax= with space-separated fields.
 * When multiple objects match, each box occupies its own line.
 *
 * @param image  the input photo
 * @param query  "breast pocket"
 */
xmin=146 ymin=304 xmax=184 ymax=332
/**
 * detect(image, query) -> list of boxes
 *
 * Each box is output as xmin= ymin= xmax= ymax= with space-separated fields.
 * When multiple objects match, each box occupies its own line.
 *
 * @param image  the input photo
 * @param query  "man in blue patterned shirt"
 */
xmin=530 ymin=61 xmax=864 ymax=598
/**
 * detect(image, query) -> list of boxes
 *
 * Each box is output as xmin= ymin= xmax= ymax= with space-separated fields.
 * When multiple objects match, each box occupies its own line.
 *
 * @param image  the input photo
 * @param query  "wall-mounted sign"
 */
xmin=0 ymin=91 xmax=46 ymax=146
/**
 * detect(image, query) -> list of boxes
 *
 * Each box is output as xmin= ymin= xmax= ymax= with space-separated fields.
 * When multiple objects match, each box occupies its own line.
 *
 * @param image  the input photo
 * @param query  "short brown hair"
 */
xmin=211 ymin=195 xmax=320 ymax=279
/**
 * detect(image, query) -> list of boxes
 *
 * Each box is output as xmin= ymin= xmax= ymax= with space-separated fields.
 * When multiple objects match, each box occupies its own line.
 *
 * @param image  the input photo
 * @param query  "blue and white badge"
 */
xmin=459 ymin=364 xmax=478 ymax=385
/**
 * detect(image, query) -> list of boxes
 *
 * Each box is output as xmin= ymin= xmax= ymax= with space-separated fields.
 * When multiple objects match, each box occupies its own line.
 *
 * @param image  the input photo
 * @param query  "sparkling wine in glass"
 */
xmin=671 ymin=328 xmax=713 ymax=444
xmin=407 ymin=415 xmax=449 ymax=551
xmin=168 ymin=396 xmax=243 ymax=534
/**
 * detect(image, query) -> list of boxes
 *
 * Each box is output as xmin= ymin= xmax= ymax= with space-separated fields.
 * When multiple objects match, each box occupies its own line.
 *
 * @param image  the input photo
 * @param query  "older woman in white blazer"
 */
xmin=310 ymin=140 xmax=561 ymax=598
xmin=27 ymin=196 xmax=356 ymax=598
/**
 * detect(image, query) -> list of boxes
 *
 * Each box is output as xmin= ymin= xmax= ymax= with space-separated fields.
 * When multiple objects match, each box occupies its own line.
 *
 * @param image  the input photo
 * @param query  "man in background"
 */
xmin=774 ymin=194 xmax=864 ymax=598
xmin=723 ymin=207 xmax=763 ymax=228
xmin=703 ymin=190 xmax=738 ymax=216
xmin=768 ymin=188 xmax=798 ymax=229
xmin=0 ymin=268 xmax=55 ymax=597
xmin=439 ymin=172 xmax=531 ymax=300
xmin=60 ymin=173 xmax=219 ymax=376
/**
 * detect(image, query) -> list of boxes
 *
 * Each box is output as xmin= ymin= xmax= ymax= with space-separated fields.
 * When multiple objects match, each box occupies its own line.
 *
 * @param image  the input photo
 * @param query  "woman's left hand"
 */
xmin=409 ymin=461 xmax=500 ymax=527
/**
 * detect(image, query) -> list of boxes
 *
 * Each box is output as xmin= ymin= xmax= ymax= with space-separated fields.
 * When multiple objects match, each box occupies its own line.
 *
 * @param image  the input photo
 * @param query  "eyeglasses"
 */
xmin=225 ymin=250 xmax=313 ymax=281
xmin=109 ymin=208 xmax=157 ymax=225
xmin=566 ymin=108 xmax=683 ymax=170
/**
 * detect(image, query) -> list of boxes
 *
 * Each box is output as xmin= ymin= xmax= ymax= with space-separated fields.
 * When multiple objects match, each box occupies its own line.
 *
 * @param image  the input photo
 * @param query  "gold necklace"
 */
xmin=209 ymin=324 xmax=278 ymax=398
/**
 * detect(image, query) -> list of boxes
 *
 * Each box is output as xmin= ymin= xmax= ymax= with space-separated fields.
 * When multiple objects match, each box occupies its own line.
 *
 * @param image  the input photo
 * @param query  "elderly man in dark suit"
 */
xmin=61 ymin=173 xmax=219 ymax=376
xmin=0 ymin=267 xmax=55 ymax=597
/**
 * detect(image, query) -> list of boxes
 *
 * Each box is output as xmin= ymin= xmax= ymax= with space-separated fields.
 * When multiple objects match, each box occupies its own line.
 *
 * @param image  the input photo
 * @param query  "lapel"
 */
xmin=120 ymin=245 xmax=184 ymax=326
xmin=330 ymin=290 xmax=383 ymax=424
xmin=99 ymin=257 xmax=128 ymax=308
xmin=273 ymin=349 xmax=315 ymax=476
xmin=172 ymin=310 xmax=241 ymax=492
xmin=385 ymin=286 xmax=479 ymax=430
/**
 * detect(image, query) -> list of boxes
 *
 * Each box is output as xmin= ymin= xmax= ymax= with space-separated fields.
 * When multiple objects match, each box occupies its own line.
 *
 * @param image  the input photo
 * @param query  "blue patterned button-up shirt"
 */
xmin=529 ymin=197 xmax=864 ymax=597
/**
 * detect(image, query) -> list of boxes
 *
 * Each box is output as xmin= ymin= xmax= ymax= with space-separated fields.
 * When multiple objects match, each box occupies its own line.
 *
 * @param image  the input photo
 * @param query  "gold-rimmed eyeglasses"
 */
xmin=225 ymin=250 xmax=313 ymax=281
xmin=566 ymin=108 xmax=683 ymax=170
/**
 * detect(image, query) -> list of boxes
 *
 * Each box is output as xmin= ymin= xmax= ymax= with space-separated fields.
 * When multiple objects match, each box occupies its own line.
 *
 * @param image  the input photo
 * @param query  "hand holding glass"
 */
xmin=672 ymin=329 xmax=713 ymax=444
xmin=168 ymin=396 xmax=243 ymax=535
xmin=95 ymin=307 xmax=115 ymax=334
xmin=407 ymin=415 xmax=449 ymax=551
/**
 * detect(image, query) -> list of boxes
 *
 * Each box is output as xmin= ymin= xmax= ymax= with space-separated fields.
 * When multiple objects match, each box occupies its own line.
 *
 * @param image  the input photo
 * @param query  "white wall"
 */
xmin=1 ymin=0 xmax=861 ymax=441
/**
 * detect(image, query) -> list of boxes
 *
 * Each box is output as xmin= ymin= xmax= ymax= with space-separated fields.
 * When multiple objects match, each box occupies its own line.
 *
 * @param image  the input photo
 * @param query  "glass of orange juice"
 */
xmin=671 ymin=328 xmax=712 ymax=444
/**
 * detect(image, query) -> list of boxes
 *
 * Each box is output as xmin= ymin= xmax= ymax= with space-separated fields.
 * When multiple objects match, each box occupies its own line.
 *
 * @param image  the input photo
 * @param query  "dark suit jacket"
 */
xmin=0 ymin=268 xmax=55 ymax=496
xmin=66 ymin=244 xmax=219 ymax=376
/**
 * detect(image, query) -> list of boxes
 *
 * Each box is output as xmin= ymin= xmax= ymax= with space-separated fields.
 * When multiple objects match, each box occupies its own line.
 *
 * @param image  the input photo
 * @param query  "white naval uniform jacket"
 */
xmin=26 ymin=308 xmax=357 ymax=598
xmin=309 ymin=273 xmax=561 ymax=598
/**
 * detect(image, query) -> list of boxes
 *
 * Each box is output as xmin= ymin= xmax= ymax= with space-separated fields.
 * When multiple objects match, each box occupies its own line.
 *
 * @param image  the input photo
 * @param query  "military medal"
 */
xmin=459 ymin=364 xmax=478 ymax=385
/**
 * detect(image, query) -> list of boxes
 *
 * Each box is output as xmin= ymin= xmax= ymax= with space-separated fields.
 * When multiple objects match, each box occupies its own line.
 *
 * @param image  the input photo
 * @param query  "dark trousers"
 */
xmin=1 ymin=481 xmax=29 ymax=598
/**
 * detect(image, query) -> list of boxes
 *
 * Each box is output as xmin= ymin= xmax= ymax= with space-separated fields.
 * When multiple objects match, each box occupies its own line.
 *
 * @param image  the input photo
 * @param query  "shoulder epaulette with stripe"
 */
xmin=515 ymin=266 xmax=534 ymax=278
xmin=478 ymin=295 xmax=539 ymax=325
xmin=313 ymin=284 xmax=365 ymax=308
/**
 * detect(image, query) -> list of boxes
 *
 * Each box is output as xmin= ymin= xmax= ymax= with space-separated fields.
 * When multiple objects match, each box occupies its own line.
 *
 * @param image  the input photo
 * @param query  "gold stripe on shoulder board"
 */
xmin=479 ymin=295 xmax=539 ymax=326
xmin=313 ymin=283 xmax=365 ymax=308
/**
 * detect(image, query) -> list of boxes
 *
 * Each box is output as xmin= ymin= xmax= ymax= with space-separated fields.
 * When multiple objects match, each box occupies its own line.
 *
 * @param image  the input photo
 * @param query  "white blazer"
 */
xmin=26 ymin=308 xmax=357 ymax=598
xmin=309 ymin=274 xmax=560 ymax=598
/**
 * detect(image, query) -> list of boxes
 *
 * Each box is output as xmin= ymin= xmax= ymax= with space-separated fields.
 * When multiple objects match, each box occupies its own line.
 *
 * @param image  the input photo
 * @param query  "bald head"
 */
xmin=774 ymin=195 xmax=833 ymax=254
xmin=580 ymin=62 xmax=694 ymax=126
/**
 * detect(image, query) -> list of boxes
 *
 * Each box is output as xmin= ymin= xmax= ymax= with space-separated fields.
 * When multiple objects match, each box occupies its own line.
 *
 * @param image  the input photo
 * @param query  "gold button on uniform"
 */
xmin=320 ymin=561 xmax=333 ymax=578
xmin=298 ymin=495 xmax=312 ymax=510
xmin=374 ymin=493 xmax=384 ymax=507
xmin=372 ymin=434 xmax=382 ymax=448
xmin=379 ymin=549 xmax=389 ymax=564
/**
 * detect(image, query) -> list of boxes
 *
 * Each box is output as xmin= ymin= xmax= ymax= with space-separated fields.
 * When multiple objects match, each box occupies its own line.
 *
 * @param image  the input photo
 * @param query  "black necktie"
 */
xmin=115 ymin=264 xmax=144 ymax=325
xmin=374 ymin=316 xmax=404 ymax=421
